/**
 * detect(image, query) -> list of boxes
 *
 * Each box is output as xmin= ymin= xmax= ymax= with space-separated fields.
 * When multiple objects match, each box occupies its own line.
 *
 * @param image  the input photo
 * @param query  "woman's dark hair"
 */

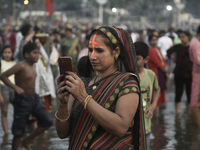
xmin=197 ymin=25 xmax=200 ymax=34
xmin=20 ymin=24 xmax=32 ymax=36
xmin=22 ymin=42 xmax=38 ymax=57
xmin=1 ymin=45 xmax=14 ymax=61
xmin=148 ymin=34 xmax=158 ymax=42
xmin=78 ymin=56 xmax=94 ymax=77
xmin=181 ymin=31 xmax=191 ymax=38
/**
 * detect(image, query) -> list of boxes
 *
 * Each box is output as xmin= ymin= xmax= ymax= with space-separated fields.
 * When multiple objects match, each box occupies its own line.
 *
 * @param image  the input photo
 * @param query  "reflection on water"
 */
xmin=150 ymin=88 xmax=200 ymax=150
xmin=0 ymin=84 xmax=200 ymax=150
xmin=0 ymin=104 xmax=69 ymax=150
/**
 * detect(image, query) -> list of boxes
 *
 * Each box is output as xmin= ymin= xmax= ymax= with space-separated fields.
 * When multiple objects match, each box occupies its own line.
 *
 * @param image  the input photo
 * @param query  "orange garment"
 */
xmin=148 ymin=47 xmax=167 ymax=106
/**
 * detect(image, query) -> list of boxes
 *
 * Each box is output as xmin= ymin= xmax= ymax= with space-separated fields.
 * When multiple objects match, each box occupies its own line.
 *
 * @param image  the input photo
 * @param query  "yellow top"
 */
xmin=0 ymin=60 xmax=16 ymax=85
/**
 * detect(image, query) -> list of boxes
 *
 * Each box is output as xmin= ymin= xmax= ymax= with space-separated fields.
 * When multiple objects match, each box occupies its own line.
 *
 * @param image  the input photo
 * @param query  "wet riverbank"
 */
xmin=1 ymin=81 xmax=200 ymax=150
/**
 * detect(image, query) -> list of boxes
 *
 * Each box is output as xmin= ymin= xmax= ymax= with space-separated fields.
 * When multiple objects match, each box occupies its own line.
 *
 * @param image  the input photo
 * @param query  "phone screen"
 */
xmin=58 ymin=56 xmax=74 ymax=82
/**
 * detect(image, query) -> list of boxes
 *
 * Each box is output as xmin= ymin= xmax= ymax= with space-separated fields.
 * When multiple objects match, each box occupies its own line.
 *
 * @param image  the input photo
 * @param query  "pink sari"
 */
xmin=189 ymin=37 xmax=200 ymax=127
xmin=189 ymin=37 xmax=200 ymax=107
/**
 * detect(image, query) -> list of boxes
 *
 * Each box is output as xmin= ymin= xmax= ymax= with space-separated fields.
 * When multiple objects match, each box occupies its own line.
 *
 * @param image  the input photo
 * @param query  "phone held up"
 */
xmin=58 ymin=56 xmax=74 ymax=83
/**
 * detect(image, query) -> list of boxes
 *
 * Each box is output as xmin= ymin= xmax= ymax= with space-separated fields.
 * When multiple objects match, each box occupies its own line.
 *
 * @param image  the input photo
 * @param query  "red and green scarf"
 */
xmin=69 ymin=26 xmax=146 ymax=150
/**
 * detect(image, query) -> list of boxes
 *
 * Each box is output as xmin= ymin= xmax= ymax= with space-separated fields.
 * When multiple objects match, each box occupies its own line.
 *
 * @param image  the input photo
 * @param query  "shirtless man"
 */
xmin=0 ymin=42 xmax=52 ymax=150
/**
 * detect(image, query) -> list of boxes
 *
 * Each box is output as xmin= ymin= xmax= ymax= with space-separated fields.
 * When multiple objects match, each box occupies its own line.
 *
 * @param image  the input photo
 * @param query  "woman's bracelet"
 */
xmin=55 ymin=111 xmax=70 ymax=122
xmin=84 ymin=95 xmax=92 ymax=110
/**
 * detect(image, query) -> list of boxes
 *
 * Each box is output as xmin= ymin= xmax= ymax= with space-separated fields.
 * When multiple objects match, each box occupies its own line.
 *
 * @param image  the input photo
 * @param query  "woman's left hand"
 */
xmin=65 ymin=72 xmax=88 ymax=104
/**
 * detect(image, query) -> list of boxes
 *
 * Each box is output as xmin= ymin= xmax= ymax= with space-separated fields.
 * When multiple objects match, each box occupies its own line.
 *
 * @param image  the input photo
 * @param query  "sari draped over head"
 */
xmin=69 ymin=27 xmax=146 ymax=150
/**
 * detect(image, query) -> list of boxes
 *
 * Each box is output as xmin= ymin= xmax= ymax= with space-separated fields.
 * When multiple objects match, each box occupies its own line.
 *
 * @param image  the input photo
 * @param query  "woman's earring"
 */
xmin=115 ymin=55 xmax=118 ymax=61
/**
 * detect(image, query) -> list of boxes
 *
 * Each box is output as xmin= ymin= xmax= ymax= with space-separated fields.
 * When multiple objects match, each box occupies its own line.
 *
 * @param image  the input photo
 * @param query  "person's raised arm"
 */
xmin=24 ymin=31 xmax=35 ymax=45
xmin=0 ymin=63 xmax=24 ymax=95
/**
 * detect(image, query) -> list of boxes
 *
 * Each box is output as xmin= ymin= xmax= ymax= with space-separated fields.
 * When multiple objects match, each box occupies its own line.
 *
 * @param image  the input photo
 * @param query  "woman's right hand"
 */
xmin=57 ymin=75 xmax=70 ymax=105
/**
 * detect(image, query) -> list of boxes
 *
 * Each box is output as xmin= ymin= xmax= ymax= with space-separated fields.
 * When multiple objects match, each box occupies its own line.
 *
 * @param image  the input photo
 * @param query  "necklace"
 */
xmin=92 ymin=70 xmax=118 ymax=90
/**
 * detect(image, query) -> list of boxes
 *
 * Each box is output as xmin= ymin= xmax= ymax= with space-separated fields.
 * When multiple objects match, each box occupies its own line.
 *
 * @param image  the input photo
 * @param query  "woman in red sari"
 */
xmin=148 ymin=35 xmax=168 ymax=116
xmin=55 ymin=27 xmax=146 ymax=150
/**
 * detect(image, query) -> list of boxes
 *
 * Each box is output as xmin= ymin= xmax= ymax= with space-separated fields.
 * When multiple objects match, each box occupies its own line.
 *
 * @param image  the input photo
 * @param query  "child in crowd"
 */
xmin=134 ymin=42 xmax=160 ymax=150
xmin=0 ymin=45 xmax=16 ymax=134
xmin=0 ymin=42 xmax=52 ymax=150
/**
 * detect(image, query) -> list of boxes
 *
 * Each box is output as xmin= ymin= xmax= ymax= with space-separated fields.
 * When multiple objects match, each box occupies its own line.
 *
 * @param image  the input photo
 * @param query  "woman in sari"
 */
xmin=189 ymin=25 xmax=200 ymax=127
xmin=55 ymin=26 xmax=146 ymax=150
xmin=148 ymin=35 xmax=168 ymax=116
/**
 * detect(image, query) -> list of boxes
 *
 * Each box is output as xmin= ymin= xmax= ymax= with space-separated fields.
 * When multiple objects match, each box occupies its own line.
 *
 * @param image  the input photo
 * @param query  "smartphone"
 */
xmin=58 ymin=56 xmax=74 ymax=82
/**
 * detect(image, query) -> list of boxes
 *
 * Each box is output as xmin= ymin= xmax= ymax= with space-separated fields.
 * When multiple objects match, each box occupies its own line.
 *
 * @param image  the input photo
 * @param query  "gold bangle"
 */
xmin=83 ymin=95 xmax=91 ymax=109
xmin=55 ymin=111 xmax=70 ymax=122
xmin=84 ymin=95 xmax=92 ymax=110
xmin=85 ymin=96 xmax=92 ymax=110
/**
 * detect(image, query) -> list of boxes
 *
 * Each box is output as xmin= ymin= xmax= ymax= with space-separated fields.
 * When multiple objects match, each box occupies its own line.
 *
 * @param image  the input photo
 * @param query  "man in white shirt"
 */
xmin=158 ymin=30 xmax=174 ymax=79
xmin=157 ymin=30 xmax=173 ymax=59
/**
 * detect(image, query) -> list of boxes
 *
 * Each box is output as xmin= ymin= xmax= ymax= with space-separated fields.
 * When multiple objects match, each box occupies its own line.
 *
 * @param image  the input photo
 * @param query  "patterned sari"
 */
xmin=69 ymin=27 xmax=146 ymax=150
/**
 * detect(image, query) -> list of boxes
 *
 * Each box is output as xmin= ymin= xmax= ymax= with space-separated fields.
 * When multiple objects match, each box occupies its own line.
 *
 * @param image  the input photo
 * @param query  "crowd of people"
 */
xmin=0 ymin=22 xmax=200 ymax=150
